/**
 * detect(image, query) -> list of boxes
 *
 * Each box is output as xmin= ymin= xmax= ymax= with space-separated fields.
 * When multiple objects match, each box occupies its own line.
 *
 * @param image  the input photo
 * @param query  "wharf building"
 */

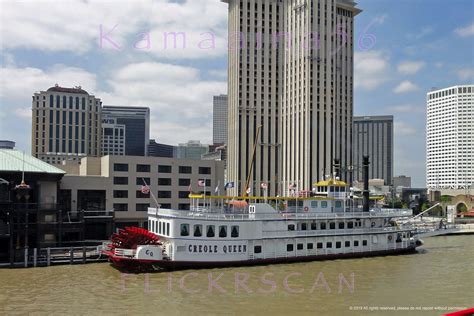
xmin=31 ymin=85 xmax=102 ymax=165
xmin=426 ymin=85 xmax=474 ymax=193
xmin=224 ymin=0 xmax=361 ymax=196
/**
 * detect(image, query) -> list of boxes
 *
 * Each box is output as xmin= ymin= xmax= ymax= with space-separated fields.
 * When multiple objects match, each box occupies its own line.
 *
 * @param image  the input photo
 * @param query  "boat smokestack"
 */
xmin=363 ymin=156 xmax=370 ymax=212
xmin=334 ymin=158 xmax=341 ymax=179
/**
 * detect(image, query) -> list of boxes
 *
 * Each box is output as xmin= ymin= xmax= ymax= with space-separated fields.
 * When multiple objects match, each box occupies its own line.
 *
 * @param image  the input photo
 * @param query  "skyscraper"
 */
xmin=224 ymin=0 xmax=361 ymax=195
xmin=102 ymin=106 xmax=150 ymax=157
xmin=148 ymin=139 xmax=175 ymax=158
xmin=426 ymin=85 xmax=473 ymax=191
xmin=101 ymin=117 xmax=126 ymax=156
xmin=353 ymin=116 xmax=394 ymax=186
xmin=31 ymin=85 xmax=102 ymax=164
xmin=213 ymin=94 xmax=228 ymax=144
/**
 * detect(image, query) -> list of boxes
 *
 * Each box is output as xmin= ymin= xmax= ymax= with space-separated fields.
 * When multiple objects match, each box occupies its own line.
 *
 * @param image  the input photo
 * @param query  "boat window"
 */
xmin=330 ymin=222 xmax=336 ymax=229
xmin=354 ymin=240 xmax=359 ymax=247
xmin=297 ymin=243 xmax=304 ymax=250
xmin=181 ymin=224 xmax=189 ymax=236
xmin=166 ymin=223 xmax=170 ymax=236
xmin=321 ymin=201 xmax=328 ymax=208
xmin=307 ymin=243 xmax=314 ymax=250
xmin=338 ymin=222 xmax=344 ymax=229
xmin=288 ymin=224 xmax=295 ymax=231
xmin=310 ymin=222 xmax=317 ymax=230
xmin=317 ymin=243 xmax=323 ymax=249
xmin=301 ymin=223 xmax=307 ymax=231
xmin=194 ymin=225 xmax=202 ymax=237
xmin=287 ymin=244 xmax=294 ymax=251
xmin=347 ymin=222 xmax=354 ymax=229
xmin=345 ymin=241 xmax=351 ymax=247
xmin=231 ymin=226 xmax=239 ymax=238
xmin=320 ymin=222 xmax=326 ymax=230
xmin=219 ymin=226 xmax=227 ymax=238
xmin=362 ymin=240 xmax=368 ymax=246
xmin=311 ymin=201 xmax=318 ymax=208
xmin=206 ymin=225 xmax=215 ymax=238
xmin=335 ymin=201 xmax=342 ymax=208
xmin=336 ymin=242 xmax=342 ymax=249
xmin=159 ymin=221 xmax=162 ymax=234
xmin=326 ymin=242 xmax=332 ymax=249
xmin=254 ymin=245 xmax=262 ymax=254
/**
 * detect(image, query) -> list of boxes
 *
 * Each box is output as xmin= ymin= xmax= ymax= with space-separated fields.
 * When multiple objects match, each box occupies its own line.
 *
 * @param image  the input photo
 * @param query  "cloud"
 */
xmin=457 ymin=68 xmax=474 ymax=81
xmin=354 ymin=50 xmax=390 ymax=90
xmin=394 ymin=121 xmax=418 ymax=136
xmin=454 ymin=22 xmax=474 ymax=37
xmin=388 ymin=104 xmax=425 ymax=114
xmin=0 ymin=64 xmax=97 ymax=100
xmin=397 ymin=61 xmax=425 ymax=75
xmin=0 ymin=0 xmax=228 ymax=59
xmin=393 ymin=81 xmax=419 ymax=94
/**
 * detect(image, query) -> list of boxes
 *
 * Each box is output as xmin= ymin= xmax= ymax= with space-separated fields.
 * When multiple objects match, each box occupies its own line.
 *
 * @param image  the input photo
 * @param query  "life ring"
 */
xmin=388 ymin=235 xmax=393 ymax=241
xmin=304 ymin=206 xmax=309 ymax=212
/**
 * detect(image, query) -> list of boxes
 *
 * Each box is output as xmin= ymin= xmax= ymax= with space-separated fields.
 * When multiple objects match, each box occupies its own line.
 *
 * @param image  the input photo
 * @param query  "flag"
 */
xmin=215 ymin=186 xmax=219 ymax=194
xmin=289 ymin=183 xmax=297 ymax=190
xmin=140 ymin=185 xmax=150 ymax=194
xmin=246 ymin=187 xmax=251 ymax=195
xmin=188 ymin=184 xmax=192 ymax=192
xmin=260 ymin=182 xmax=268 ymax=189
xmin=224 ymin=182 xmax=234 ymax=189
xmin=198 ymin=180 xmax=206 ymax=187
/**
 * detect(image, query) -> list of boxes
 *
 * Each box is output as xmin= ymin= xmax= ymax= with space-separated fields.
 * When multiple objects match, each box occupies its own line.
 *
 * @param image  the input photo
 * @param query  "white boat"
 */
xmin=103 ymin=179 xmax=422 ymax=270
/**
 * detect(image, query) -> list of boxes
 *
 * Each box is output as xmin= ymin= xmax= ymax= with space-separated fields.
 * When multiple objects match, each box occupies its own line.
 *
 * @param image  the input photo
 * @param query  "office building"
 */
xmin=426 ymin=85 xmax=474 ymax=191
xmin=224 ymin=0 xmax=361 ymax=195
xmin=353 ymin=116 xmax=394 ymax=186
xmin=101 ymin=117 xmax=126 ymax=156
xmin=31 ymin=85 xmax=102 ymax=164
xmin=61 ymin=155 xmax=224 ymax=228
xmin=393 ymin=175 xmax=411 ymax=189
xmin=148 ymin=139 xmax=175 ymax=158
xmin=176 ymin=140 xmax=209 ymax=160
xmin=102 ymin=106 xmax=150 ymax=157
xmin=0 ymin=140 xmax=15 ymax=149
xmin=213 ymin=94 xmax=228 ymax=144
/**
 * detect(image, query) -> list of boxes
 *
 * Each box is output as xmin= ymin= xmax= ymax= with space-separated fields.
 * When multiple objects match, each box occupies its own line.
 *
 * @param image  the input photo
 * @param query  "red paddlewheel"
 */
xmin=110 ymin=226 xmax=160 ymax=250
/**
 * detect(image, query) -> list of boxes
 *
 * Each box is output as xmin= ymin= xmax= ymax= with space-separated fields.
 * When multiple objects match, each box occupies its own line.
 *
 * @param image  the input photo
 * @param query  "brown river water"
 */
xmin=0 ymin=235 xmax=472 ymax=316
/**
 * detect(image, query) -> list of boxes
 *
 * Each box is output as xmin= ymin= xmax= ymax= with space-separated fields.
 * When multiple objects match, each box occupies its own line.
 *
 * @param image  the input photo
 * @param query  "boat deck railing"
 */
xmin=148 ymin=207 xmax=412 ymax=221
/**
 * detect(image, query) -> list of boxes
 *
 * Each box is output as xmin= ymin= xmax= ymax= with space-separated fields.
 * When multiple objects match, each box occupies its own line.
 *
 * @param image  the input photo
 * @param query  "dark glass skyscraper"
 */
xmin=102 ymin=106 xmax=150 ymax=157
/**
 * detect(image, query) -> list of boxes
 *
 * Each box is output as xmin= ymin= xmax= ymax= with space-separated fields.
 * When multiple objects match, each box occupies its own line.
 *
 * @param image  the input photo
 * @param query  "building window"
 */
xmin=301 ymin=223 xmax=307 ymax=231
xmin=206 ymin=225 xmax=215 ymax=237
xmin=179 ymin=166 xmax=192 ymax=174
xmin=114 ymin=163 xmax=129 ymax=172
xmin=287 ymin=244 xmax=294 ymax=252
xmin=311 ymin=222 xmax=317 ymax=230
xmin=180 ymin=224 xmax=189 ymax=236
xmin=158 ymin=178 xmax=172 ymax=186
xmin=179 ymin=191 xmax=189 ymax=198
xmin=198 ymin=167 xmax=211 ymax=174
xmin=137 ymin=177 xmax=151 ymax=185
xmin=113 ymin=177 xmax=128 ymax=185
xmin=297 ymin=243 xmax=304 ymax=250
xmin=113 ymin=190 xmax=128 ymax=198
xmin=327 ymin=242 xmax=333 ymax=249
xmin=288 ymin=224 xmax=295 ymax=231
xmin=178 ymin=204 xmax=190 ymax=210
xmin=160 ymin=203 xmax=171 ymax=209
xmin=194 ymin=225 xmax=202 ymax=237
xmin=113 ymin=203 xmax=128 ymax=212
xmin=345 ymin=241 xmax=351 ymax=247
xmin=307 ymin=243 xmax=314 ymax=250
xmin=338 ymin=222 xmax=344 ymax=229
xmin=330 ymin=222 xmax=336 ymax=229
xmin=354 ymin=240 xmax=359 ymax=247
xmin=231 ymin=226 xmax=239 ymax=238
xmin=158 ymin=165 xmax=172 ymax=173
xmin=136 ymin=164 xmax=151 ymax=172
xmin=219 ymin=226 xmax=227 ymax=237
xmin=363 ymin=240 xmax=368 ymax=246
xmin=136 ymin=190 xmax=150 ymax=198
xmin=136 ymin=203 xmax=150 ymax=212
xmin=321 ymin=201 xmax=328 ymax=208
xmin=317 ymin=243 xmax=323 ymax=249
xmin=179 ymin=178 xmax=191 ymax=186
xmin=320 ymin=223 xmax=326 ymax=230
xmin=336 ymin=242 xmax=342 ymax=249
xmin=254 ymin=245 xmax=262 ymax=253
xmin=158 ymin=191 xmax=172 ymax=198
xmin=347 ymin=222 xmax=354 ymax=229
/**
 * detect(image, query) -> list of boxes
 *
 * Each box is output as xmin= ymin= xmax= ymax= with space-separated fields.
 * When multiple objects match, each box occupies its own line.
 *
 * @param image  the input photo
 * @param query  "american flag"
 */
xmin=246 ymin=187 xmax=252 ymax=195
xmin=260 ymin=182 xmax=268 ymax=189
xmin=288 ymin=183 xmax=297 ymax=190
xmin=198 ymin=180 xmax=206 ymax=187
xmin=224 ymin=182 xmax=234 ymax=189
xmin=141 ymin=185 xmax=150 ymax=194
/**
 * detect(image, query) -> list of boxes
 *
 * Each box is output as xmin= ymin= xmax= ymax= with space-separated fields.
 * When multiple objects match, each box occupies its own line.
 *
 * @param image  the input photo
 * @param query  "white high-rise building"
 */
xmin=213 ymin=95 xmax=228 ymax=144
xmin=426 ymin=85 xmax=474 ymax=191
xmin=224 ymin=0 xmax=361 ymax=196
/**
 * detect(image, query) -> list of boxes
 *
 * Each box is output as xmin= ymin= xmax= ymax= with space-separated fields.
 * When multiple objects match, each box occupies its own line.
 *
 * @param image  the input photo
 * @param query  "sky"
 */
xmin=0 ymin=0 xmax=473 ymax=187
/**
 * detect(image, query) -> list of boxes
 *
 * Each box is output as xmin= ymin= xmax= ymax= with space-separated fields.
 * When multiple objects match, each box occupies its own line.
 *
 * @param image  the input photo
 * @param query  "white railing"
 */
xmin=261 ymin=227 xmax=412 ymax=239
